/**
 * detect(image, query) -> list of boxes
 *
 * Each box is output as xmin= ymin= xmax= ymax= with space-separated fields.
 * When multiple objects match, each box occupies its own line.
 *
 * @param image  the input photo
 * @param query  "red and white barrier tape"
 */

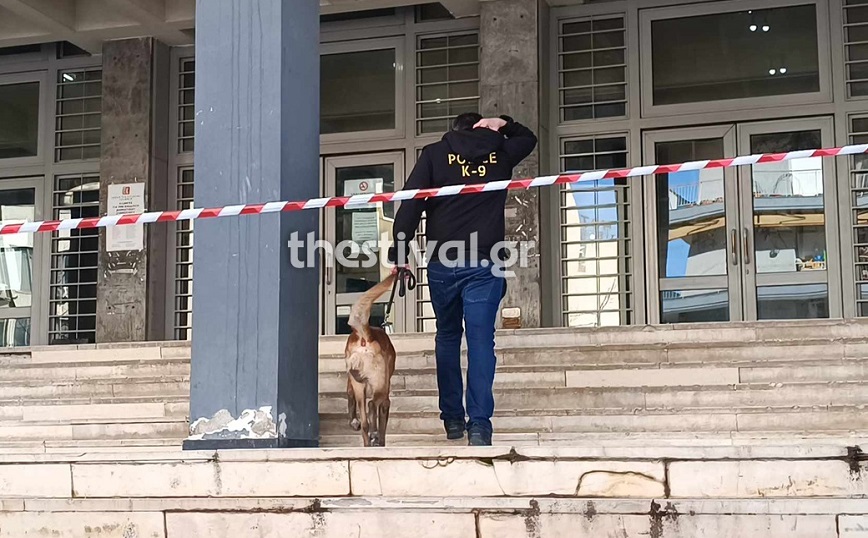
xmin=4 ymin=144 xmax=868 ymax=236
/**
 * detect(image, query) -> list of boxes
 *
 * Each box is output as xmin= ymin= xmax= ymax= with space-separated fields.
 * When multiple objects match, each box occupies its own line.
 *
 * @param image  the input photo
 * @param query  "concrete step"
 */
xmin=318 ymin=340 xmax=868 ymax=373
xmin=0 ymin=359 xmax=190 ymax=382
xmin=0 ymin=376 xmax=189 ymax=400
xmin=0 ymin=419 xmax=188 ymax=441
xmin=321 ymin=406 xmax=868 ymax=435
xmin=320 ymin=381 xmax=868 ymax=415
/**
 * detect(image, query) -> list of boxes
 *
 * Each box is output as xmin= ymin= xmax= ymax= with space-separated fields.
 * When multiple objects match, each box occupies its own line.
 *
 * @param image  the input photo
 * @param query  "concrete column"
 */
xmin=480 ymin=0 xmax=542 ymax=328
xmin=185 ymin=0 xmax=320 ymax=449
xmin=97 ymin=38 xmax=169 ymax=343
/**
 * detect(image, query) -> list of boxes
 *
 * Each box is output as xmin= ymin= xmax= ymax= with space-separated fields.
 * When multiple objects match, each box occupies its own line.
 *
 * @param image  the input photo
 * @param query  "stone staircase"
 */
xmin=2 ymin=319 xmax=868 ymax=452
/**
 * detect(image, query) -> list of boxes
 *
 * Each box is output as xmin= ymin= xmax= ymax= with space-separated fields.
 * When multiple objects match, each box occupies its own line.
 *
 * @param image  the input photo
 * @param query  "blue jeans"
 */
xmin=427 ymin=261 xmax=505 ymax=434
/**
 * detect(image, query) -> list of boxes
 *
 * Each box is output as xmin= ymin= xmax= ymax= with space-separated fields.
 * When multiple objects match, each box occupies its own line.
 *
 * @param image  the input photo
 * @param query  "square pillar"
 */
xmin=97 ymin=37 xmax=170 ymax=343
xmin=184 ymin=0 xmax=320 ymax=449
xmin=480 ymin=0 xmax=543 ymax=328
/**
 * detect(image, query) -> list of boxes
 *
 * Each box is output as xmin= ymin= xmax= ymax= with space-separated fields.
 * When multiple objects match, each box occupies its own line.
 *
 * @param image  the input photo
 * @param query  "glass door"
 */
xmin=644 ymin=126 xmax=740 ymax=323
xmin=322 ymin=152 xmax=405 ymax=335
xmin=737 ymin=118 xmax=840 ymax=320
xmin=0 ymin=178 xmax=44 ymax=346
xmin=644 ymin=118 xmax=841 ymax=323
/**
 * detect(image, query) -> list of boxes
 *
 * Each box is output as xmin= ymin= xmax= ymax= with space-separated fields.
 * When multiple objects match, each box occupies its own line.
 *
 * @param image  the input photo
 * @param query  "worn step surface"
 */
xmin=3 ymin=319 xmax=868 ymax=450
xmin=0 ymin=444 xmax=867 ymax=537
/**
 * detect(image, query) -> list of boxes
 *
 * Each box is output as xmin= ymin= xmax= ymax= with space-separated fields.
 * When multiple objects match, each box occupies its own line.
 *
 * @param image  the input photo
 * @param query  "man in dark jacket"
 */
xmin=387 ymin=112 xmax=537 ymax=446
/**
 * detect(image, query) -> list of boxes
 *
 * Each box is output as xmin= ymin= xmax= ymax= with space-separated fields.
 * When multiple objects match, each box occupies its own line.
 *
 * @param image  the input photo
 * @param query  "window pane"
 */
xmin=651 ymin=5 xmax=820 ymax=105
xmin=654 ymin=138 xmax=727 ymax=279
xmin=0 ymin=82 xmax=39 ymax=159
xmin=749 ymin=130 xmax=826 ymax=275
xmin=321 ymin=49 xmax=396 ymax=134
xmin=757 ymin=283 xmax=828 ymax=319
xmin=0 ymin=188 xmax=35 ymax=311
xmin=661 ymin=289 xmax=729 ymax=323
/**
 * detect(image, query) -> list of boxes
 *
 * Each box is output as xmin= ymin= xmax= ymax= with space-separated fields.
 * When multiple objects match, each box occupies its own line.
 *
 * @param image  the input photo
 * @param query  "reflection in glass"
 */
xmin=0 ymin=188 xmax=35 ymax=310
xmin=0 ymin=318 xmax=29 ymax=347
xmin=750 ymin=130 xmax=826 ymax=274
xmin=560 ymin=136 xmax=631 ymax=327
xmin=661 ymin=289 xmax=729 ymax=323
xmin=654 ymin=138 xmax=727 ymax=279
xmin=651 ymin=5 xmax=820 ymax=105
xmin=321 ymin=49 xmax=396 ymax=134
xmin=0 ymin=82 xmax=39 ymax=159
xmin=757 ymin=284 xmax=828 ymax=319
xmin=334 ymin=164 xmax=395 ymax=296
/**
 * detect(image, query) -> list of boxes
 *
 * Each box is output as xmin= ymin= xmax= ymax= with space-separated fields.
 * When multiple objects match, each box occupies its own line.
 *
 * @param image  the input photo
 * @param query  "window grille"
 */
xmin=49 ymin=174 xmax=100 ymax=344
xmin=415 ymin=32 xmax=480 ymax=135
xmin=845 ymin=0 xmax=868 ymax=98
xmin=558 ymin=15 xmax=627 ymax=122
xmin=558 ymin=135 xmax=632 ymax=327
xmin=55 ymin=68 xmax=102 ymax=161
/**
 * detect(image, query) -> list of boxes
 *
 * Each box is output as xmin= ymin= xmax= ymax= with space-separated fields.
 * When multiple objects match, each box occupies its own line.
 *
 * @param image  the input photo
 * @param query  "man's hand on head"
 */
xmin=473 ymin=117 xmax=508 ymax=132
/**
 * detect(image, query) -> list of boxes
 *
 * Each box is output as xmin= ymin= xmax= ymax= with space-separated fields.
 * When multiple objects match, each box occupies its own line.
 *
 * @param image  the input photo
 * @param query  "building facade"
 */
xmin=0 ymin=0 xmax=865 ymax=345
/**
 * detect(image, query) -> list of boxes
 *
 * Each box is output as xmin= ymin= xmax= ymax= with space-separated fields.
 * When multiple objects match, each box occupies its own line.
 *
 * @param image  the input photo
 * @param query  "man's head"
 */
xmin=452 ymin=112 xmax=483 ymax=131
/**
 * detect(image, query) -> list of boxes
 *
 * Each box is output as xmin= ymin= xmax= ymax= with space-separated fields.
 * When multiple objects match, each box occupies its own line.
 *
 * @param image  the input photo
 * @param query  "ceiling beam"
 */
xmin=0 ymin=0 xmax=102 ymax=52
xmin=109 ymin=0 xmax=191 ymax=45
xmin=439 ymin=0 xmax=480 ymax=18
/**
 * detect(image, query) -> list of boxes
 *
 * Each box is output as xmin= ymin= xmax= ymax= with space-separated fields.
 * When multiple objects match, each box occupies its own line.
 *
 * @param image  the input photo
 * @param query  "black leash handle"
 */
xmin=382 ymin=267 xmax=416 ymax=330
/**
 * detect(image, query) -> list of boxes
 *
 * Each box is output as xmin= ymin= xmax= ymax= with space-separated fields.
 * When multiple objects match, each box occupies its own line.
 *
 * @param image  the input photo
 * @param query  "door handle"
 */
xmin=730 ymin=229 xmax=738 ymax=266
xmin=742 ymin=228 xmax=751 ymax=265
xmin=324 ymin=251 xmax=332 ymax=285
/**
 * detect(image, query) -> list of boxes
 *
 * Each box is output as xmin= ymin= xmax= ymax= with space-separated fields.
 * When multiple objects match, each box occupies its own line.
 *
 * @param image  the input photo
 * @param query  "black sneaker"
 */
xmin=467 ymin=424 xmax=492 ymax=446
xmin=444 ymin=420 xmax=466 ymax=440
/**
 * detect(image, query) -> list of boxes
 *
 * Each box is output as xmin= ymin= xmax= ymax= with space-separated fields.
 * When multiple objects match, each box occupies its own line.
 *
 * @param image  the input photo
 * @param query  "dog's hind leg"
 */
xmin=376 ymin=396 xmax=391 ymax=447
xmin=367 ymin=399 xmax=380 ymax=447
xmin=351 ymin=382 xmax=370 ymax=447
xmin=347 ymin=377 xmax=360 ymax=431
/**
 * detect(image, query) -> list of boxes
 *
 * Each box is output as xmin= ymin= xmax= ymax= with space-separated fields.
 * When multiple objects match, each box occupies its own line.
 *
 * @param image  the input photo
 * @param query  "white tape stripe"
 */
xmin=19 ymin=222 xmax=44 ymax=233
xmin=218 ymin=205 xmax=245 ymax=217
xmin=302 ymin=198 xmax=330 ymax=209
xmin=391 ymin=189 xmax=420 ymax=201
xmin=178 ymin=208 xmax=204 ymax=221
xmin=839 ymin=144 xmax=868 ymax=155
xmin=483 ymin=180 xmax=512 ymax=191
xmin=57 ymin=218 xmax=83 ymax=230
xmin=261 ymin=201 xmax=288 ymax=213
xmin=346 ymin=194 xmax=375 ymax=206
xmin=629 ymin=165 xmax=659 ymax=176
xmin=137 ymin=212 xmax=163 ymax=224
xmin=677 ymin=160 xmax=711 ymax=171
xmin=436 ymin=185 xmax=465 ymax=197
xmin=530 ymin=175 xmax=559 ymax=187
xmin=578 ymin=170 xmax=608 ymax=182
xmin=785 ymin=149 xmax=817 ymax=160
xmin=98 ymin=215 xmax=123 ymax=228
xmin=730 ymin=154 xmax=763 ymax=166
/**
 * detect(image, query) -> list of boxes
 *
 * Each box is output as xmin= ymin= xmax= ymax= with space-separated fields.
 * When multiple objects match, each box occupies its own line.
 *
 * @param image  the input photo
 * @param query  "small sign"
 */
xmin=344 ymin=178 xmax=383 ymax=209
xmin=352 ymin=212 xmax=380 ymax=245
xmin=106 ymin=182 xmax=145 ymax=252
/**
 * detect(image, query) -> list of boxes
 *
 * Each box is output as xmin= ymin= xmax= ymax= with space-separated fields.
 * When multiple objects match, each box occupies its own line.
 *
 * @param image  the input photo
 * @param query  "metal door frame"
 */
xmin=322 ymin=151 xmax=407 ymax=335
xmin=736 ymin=117 xmax=841 ymax=319
xmin=0 ymin=176 xmax=47 ymax=345
xmin=642 ymin=125 xmax=740 ymax=324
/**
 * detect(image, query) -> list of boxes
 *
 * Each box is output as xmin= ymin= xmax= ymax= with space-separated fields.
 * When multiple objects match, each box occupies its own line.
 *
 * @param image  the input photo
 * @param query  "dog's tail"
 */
xmin=348 ymin=273 xmax=398 ymax=342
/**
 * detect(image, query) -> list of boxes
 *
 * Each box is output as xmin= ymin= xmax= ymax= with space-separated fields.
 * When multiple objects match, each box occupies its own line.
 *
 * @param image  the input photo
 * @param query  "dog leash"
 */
xmin=382 ymin=267 xmax=416 ymax=334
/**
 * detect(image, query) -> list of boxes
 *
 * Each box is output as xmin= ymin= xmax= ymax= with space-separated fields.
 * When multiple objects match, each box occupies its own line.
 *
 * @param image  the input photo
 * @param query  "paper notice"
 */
xmin=106 ymin=183 xmax=145 ymax=252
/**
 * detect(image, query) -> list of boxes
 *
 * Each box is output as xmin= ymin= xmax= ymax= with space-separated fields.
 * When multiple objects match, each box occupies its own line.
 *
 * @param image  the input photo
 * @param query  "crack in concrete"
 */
xmin=574 ymin=470 xmax=661 ymax=496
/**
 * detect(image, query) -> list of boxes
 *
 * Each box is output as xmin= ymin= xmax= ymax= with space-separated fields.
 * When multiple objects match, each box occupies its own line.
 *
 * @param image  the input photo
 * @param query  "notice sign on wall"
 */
xmin=106 ymin=182 xmax=145 ymax=252
xmin=343 ymin=178 xmax=383 ymax=210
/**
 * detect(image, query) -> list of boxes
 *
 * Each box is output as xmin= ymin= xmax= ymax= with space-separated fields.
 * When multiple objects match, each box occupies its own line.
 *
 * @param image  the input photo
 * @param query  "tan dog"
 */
xmin=345 ymin=274 xmax=398 ymax=447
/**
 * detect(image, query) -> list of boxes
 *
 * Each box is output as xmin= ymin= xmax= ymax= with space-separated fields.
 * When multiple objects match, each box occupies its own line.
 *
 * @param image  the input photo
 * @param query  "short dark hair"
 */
xmin=452 ymin=112 xmax=483 ymax=131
